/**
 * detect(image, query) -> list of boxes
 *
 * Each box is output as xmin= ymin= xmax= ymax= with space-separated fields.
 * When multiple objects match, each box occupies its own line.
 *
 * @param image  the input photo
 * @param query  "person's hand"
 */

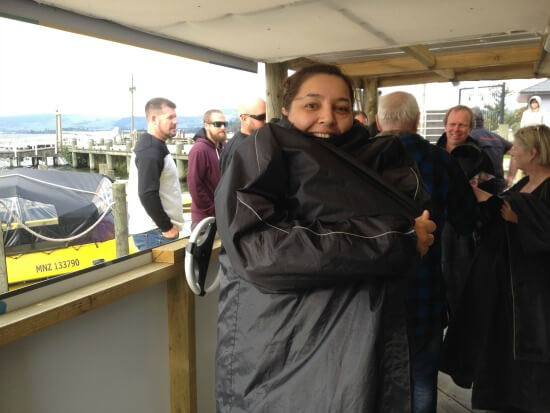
xmin=471 ymin=185 xmax=492 ymax=202
xmin=501 ymin=200 xmax=518 ymax=223
xmin=162 ymin=225 xmax=179 ymax=239
xmin=414 ymin=210 xmax=436 ymax=257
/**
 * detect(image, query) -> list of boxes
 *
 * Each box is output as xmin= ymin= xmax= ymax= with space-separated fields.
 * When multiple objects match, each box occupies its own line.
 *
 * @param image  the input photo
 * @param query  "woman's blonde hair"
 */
xmin=514 ymin=124 xmax=550 ymax=166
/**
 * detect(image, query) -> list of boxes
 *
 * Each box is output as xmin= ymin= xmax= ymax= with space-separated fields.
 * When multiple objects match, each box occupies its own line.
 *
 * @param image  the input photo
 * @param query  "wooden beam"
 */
xmin=340 ymin=44 xmax=541 ymax=78
xmin=534 ymin=34 xmax=548 ymax=76
xmin=265 ymin=62 xmax=288 ymax=121
xmin=152 ymin=238 xmax=188 ymax=264
xmin=168 ymin=272 xmax=197 ymax=413
xmin=377 ymin=63 xmax=536 ymax=87
xmin=401 ymin=44 xmax=435 ymax=68
xmin=0 ymin=225 xmax=7 ymax=293
xmin=433 ymin=69 xmax=455 ymax=80
xmin=285 ymin=57 xmax=318 ymax=71
xmin=0 ymin=261 xmax=179 ymax=346
xmin=454 ymin=63 xmax=535 ymax=81
xmin=341 ymin=56 xmax=424 ymax=77
xmin=363 ymin=77 xmax=378 ymax=127
xmin=378 ymin=73 xmax=447 ymax=87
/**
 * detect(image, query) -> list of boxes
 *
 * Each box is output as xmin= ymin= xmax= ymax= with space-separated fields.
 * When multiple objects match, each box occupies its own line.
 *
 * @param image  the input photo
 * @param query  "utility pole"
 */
xmin=499 ymin=82 xmax=506 ymax=124
xmin=129 ymin=74 xmax=136 ymax=133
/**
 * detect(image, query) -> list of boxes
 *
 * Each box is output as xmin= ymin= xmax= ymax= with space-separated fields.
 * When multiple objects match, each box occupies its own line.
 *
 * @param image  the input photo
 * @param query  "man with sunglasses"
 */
xmin=188 ymin=109 xmax=228 ymax=228
xmin=220 ymin=97 xmax=266 ymax=173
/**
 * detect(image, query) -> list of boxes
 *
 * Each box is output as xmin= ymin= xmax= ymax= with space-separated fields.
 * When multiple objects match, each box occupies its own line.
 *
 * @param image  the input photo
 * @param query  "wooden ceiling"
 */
xmin=289 ymin=32 xmax=549 ymax=87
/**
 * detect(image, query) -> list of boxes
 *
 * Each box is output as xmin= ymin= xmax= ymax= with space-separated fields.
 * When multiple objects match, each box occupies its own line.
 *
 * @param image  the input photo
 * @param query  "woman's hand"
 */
xmin=501 ymin=200 xmax=518 ymax=223
xmin=414 ymin=210 xmax=436 ymax=256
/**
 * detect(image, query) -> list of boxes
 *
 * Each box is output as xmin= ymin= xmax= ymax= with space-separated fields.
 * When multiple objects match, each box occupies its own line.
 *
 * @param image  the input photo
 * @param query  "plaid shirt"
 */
xmin=386 ymin=132 xmax=480 ymax=351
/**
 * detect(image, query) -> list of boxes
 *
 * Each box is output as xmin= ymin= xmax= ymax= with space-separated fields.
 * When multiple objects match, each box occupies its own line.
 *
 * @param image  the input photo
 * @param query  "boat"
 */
xmin=0 ymin=168 xmax=138 ymax=285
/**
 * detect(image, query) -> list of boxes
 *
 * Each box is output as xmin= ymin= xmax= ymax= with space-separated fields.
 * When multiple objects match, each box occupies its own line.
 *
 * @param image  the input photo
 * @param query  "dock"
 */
xmin=67 ymin=138 xmax=189 ymax=179
xmin=0 ymin=144 xmax=58 ymax=167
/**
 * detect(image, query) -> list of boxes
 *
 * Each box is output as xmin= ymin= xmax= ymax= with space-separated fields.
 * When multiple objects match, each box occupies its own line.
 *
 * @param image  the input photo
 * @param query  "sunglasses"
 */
xmin=244 ymin=113 xmax=266 ymax=121
xmin=208 ymin=121 xmax=228 ymax=128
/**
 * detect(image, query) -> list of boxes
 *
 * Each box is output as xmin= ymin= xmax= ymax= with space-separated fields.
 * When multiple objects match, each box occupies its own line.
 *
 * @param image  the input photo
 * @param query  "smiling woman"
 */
xmin=213 ymin=63 xmax=436 ymax=412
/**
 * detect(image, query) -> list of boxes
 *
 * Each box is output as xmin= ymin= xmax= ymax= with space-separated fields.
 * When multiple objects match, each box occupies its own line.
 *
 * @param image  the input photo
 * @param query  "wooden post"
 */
xmin=265 ymin=62 xmax=287 ymax=121
xmin=176 ymin=143 xmax=186 ymax=180
xmin=167 ymin=273 xmax=197 ymax=413
xmin=0 ymin=225 xmax=8 ymax=293
xmin=126 ymin=142 xmax=132 ymax=174
xmin=363 ymin=77 xmax=379 ymax=127
xmin=113 ymin=182 xmax=129 ymax=258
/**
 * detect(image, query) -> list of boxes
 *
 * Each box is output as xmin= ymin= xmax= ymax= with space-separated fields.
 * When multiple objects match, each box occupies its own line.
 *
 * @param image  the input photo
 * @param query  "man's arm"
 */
xmin=188 ymin=149 xmax=215 ymax=215
xmin=136 ymin=153 xmax=175 ymax=233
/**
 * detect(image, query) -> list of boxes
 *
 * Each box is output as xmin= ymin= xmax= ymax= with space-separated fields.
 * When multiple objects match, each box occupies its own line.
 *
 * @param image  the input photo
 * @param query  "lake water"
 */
xmin=0 ymin=131 xmax=189 ymax=192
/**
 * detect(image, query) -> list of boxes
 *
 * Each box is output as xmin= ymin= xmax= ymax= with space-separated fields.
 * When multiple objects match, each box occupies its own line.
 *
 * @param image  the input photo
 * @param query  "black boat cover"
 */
xmin=0 ymin=168 xmax=114 ymax=253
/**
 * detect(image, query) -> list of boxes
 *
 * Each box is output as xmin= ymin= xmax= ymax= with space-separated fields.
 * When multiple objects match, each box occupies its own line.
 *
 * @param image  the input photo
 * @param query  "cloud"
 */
xmin=0 ymin=17 xmax=266 ymax=117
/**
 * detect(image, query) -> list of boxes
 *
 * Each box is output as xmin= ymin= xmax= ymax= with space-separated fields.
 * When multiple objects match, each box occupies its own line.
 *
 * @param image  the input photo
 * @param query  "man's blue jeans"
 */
xmin=410 ymin=331 xmax=442 ymax=413
xmin=132 ymin=228 xmax=178 ymax=251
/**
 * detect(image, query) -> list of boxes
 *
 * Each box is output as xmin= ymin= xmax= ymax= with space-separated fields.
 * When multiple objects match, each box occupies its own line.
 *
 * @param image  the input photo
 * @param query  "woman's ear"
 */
xmin=530 ymin=147 xmax=538 ymax=162
xmin=282 ymin=107 xmax=289 ymax=117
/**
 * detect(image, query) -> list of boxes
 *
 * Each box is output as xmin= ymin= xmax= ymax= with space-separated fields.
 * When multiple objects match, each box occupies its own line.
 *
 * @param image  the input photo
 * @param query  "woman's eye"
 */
xmin=305 ymin=102 xmax=318 ymax=110
xmin=336 ymin=106 xmax=351 ymax=113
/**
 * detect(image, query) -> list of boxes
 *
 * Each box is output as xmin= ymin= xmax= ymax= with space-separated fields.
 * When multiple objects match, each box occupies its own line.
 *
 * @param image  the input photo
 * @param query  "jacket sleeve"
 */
xmin=188 ymin=147 xmax=214 ymax=216
xmin=215 ymin=128 xmax=420 ymax=293
xmin=136 ymin=151 xmax=173 ymax=231
xmin=446 ymin=155 xmax=480 ymax=235
xmin=507 ymin=191 xmax=550 ymax=255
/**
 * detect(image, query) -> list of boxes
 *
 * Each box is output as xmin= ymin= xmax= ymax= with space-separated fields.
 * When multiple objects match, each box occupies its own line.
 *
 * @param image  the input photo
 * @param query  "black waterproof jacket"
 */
xmin=441 ymin=177 xmax=550 ymax=412
xmin=214 ymin=121 xmax=429 ymax=412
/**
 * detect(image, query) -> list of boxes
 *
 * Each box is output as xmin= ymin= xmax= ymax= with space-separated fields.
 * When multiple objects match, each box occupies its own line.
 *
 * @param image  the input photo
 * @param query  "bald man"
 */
xmin=377 ymin=91 xmax=479 ymax=413
xmin=219 ymin=97 xmax=266 ymax=173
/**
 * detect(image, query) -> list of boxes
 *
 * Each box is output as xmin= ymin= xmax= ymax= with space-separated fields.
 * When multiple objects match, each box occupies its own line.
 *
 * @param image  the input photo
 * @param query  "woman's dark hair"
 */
xmin=282 ymin=64 xmax=355 ymax=112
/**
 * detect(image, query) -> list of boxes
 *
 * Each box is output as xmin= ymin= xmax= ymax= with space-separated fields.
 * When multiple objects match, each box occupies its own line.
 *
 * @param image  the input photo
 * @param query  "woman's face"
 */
xmin=282 ymin=74 xmax=353 ymax=138
xmin=510 ymin=140 xmax=536 ymax=170
xmin=530 ymin=100 xmax=539 ymax=110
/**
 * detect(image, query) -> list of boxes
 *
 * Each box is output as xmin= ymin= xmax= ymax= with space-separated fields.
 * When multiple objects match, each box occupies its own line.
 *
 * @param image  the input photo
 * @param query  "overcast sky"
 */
xmin=0 ymin=16 xmax=543 ymax=119
xmin=0 ymin=17 xmax=266 ymax=117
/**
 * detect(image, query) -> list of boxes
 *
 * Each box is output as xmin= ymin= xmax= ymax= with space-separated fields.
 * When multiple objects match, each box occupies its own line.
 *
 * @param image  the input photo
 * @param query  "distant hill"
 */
xmin=0 ymin=109 xmax=239 ymax=133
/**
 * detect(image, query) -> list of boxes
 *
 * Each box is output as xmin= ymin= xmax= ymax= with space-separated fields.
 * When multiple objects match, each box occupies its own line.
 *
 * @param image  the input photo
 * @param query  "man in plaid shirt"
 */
xmin=376 ymin=91 xmax=480 ymax=413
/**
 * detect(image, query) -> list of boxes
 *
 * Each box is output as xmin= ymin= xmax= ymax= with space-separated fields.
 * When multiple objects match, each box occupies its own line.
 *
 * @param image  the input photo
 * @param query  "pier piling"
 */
xmin=113 ymin=182 xmax=129 ymax=258
xmin=0 ymin=226 xmax=8 ymax=293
